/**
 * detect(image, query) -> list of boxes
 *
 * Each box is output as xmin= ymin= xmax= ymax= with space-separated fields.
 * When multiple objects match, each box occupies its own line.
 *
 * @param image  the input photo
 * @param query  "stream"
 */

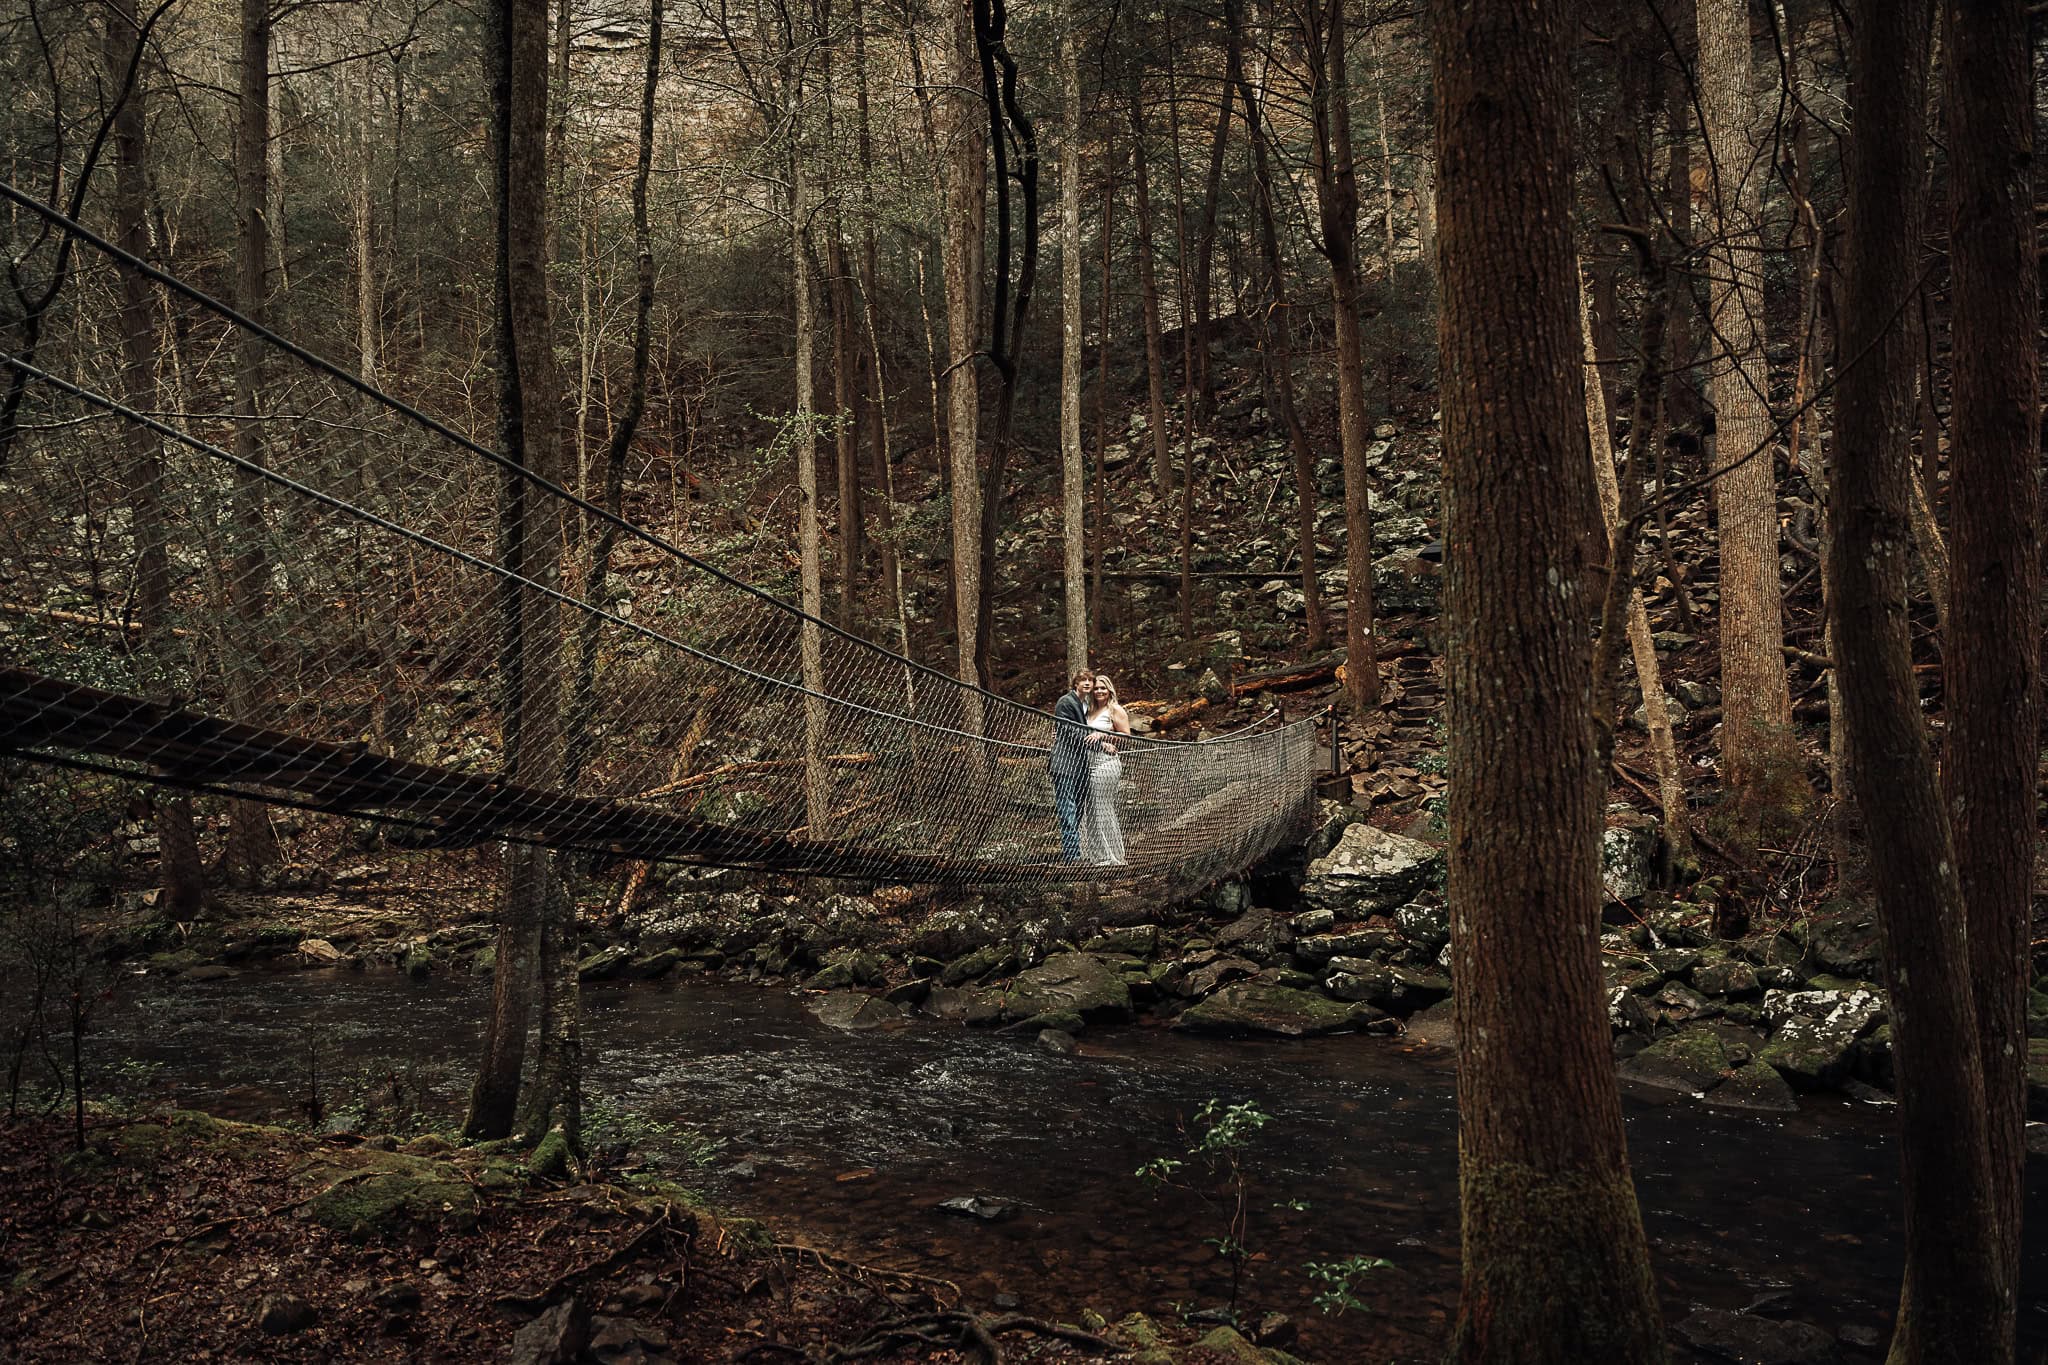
xmin=86 ymin=969 xmax=2048 ymax=1362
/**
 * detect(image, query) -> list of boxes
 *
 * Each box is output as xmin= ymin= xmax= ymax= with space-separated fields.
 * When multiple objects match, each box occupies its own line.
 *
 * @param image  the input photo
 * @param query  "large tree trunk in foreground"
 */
xmin=467 ymin=0 xmax=570 ymax=1145
xmin=1694 ymin=0 xmax=1801 ymax=845
xmin=1942 ymin=0 xmax=2037 ymax=1348
xmin=1832 ymin=4 xmax=2007 ymax=1359
xmin=1433 ymin=2 xmax=1666 ymax=1359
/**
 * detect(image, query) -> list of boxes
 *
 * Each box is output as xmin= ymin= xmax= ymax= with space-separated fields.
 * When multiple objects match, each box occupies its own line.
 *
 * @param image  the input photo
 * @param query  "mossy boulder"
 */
xmin=1176 ymin=980 xmax=1358 ymax=1037
xmin=800 ymin=948 xmax=886 ymax=991
xmin=1003 ymin=953 xmax=1131 ymax=1023
xmin=577 ymin=946 xmax=632 ymax=981
xmin=1759 ymin=987 xmax=1886 ymax=1089
xmin=1619 ymin=1029 xmax=1731 ymax=1094
xmin=1692 ymin=959 xmax=1760 ymax=998
xmin=400 ymin=945 xmax=435 ymax=979
xmin=629 ymin=948 xmax=683 ymax=979
xmin=1111 ymin=1312 xmax=1175 ymax=1365
xmin=301 ymin=1155 xmax=478 ymax=1240
xmin=940 ymin=943 xmax=1016 ymax=987
xmin=1082 ymin=923 xmax=1160 ymax=956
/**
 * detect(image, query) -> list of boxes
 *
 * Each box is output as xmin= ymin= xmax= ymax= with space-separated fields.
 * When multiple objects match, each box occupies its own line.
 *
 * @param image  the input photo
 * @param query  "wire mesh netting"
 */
xmin=0 ymin=184 xmax=1324 ymax=898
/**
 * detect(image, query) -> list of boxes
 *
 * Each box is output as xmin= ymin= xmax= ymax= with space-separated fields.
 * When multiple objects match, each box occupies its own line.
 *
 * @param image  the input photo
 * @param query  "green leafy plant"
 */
xmin=584 ymin=1096 xmax=724 ymax=1171
xmin=1304 ymin=1255 xmax=1393 ymax=1315
xmin=1134 ymin=1098 xmax=1272 ymax=1316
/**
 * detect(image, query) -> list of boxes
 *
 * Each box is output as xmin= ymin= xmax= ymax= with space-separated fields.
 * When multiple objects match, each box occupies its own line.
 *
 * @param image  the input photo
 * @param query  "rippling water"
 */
xmin=89 ymin=969 xmax=2048 ymax=1362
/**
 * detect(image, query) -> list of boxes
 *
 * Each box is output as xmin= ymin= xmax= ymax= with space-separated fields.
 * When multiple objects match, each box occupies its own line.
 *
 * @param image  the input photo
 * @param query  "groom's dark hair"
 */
xmin=1071 ymin=668 xmax=1094 ymax=686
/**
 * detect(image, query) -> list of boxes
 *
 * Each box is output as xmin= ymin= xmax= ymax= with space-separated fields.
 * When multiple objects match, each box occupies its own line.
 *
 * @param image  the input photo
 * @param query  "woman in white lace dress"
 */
xmin=1078 ymin=674 xmax=1131 ymax=865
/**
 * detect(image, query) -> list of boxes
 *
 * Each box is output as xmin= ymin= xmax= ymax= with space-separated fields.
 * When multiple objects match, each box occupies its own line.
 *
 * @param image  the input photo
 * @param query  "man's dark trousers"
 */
xmin=1050 ymin=689 xmax=1090 ymax=861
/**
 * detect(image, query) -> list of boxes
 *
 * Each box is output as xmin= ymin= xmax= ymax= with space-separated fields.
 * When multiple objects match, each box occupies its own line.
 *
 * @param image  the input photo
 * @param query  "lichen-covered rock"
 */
xmin=1004 ymin=952 xmax=1131 ymax=1023
xmin=1302 ymin=824 xmax=1444 ymax=915
xmin=1393 ymin=902 xmax=1449 ymax=953
xmin=1602 ymin=826 xmax=1655 ymax=903
xmin=1760 ymin=987 xmax=1886 ymax=1088
xmin=1324 ymin=964 xmax=1448 ymax=1013
xmin=1290 ymin=908 xmax=1336 ymax=936
xmin=1692 ymin=960 xmax=1760 ymax=998
xmin=1619 ymin=1030 xmax=1730 ymax=1094
xmin=1293 ymin=928 xmax=1402 ymax=965
xmin=1175 ymin=980 xmax=1358 ymax=1037
xmin=908 ymin=905 xmax=1004 ymax=959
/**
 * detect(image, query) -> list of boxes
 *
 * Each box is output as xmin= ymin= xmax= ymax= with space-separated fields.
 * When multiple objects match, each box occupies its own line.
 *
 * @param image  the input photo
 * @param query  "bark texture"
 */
xmin=467 ymin=0 xmax=568 ymax=1144
xmin=1694 ymin=0 xmax=1800 ymax=839
xmin=223 ymin=0 xmax=279 ymax=885
xmin=105 ymin=0 xmax=203 ymax=918
xmin=1942 ymin=0 xmax=2038 ymax=1343
xmin=1433 ymin=2 xmax=1666 ymax=1358
xmin=941 ymin=0 xmax=987 ymax=690
xmin=1307 ymin=0 xmax=1379 ymax=709
xmin=1832 ymin=3 xmax=2007 ymax=1359
xmin=1059 ymin=11 xmax=1087 ymax=675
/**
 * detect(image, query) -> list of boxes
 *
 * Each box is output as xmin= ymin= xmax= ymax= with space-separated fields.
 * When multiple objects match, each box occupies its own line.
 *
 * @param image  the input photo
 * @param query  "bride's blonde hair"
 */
xmin=1091 ymin=674 xmax=1118 ymax=707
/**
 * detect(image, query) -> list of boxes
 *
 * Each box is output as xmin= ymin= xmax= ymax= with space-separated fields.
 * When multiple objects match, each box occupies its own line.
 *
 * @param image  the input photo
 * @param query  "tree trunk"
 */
xmin=1164 ymin=10 xmax=1197 ymax=637
xmin=1832 ymin=4 xmax=2007 ymax=1358
xmin=1307 ymin=0 xmax=1379 ymax=709
xmin=851 ymin=0 xmax=908 ymax=663
xmin=466 ymin=0 xmax=569 ymax=1145
xmin=793 ymin=135 xmax=832 ymax=835
xmin=1192 ymin=76 xmax=1233 ymax=423
xmin=1059 ymin=7 xmax=1087 ymax=674
xmin=1942 ymin=0 xmax=2037 ymax=1343
xmin=825 ymin=44 xmax=863 ymax=633
xmin=1694 ymin=0 xmax=1801 ymax=845
xmin=1580 ymin=266 xmax=1688 ymax=866
xmin=105 ymin=0 xmax=203 ymax=920
xmin=1092 ymin=166 xmax=1115 ymax=644
xmin=223 ymin=0 xmax=279 ymax=887
xmin=1433 ymin=2 xmax=1666 ymax=1358
xmin=1126 ymin=47 xmax=1172 ymax=503
xmin=1226 ymin=0 xmax=1326 ymax=651
xmin=940 ymin=0 xmax=986 ymax=692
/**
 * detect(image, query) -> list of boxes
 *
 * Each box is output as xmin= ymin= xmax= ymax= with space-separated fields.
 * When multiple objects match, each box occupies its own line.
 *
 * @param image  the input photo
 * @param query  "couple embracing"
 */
xmin=1049 ymin=668 xmax=1131 ymax=866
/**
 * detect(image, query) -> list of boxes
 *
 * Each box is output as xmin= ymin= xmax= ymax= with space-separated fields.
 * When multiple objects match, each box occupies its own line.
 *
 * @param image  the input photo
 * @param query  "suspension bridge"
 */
xmin=0 ymin=185 xmax=1325 ymax=897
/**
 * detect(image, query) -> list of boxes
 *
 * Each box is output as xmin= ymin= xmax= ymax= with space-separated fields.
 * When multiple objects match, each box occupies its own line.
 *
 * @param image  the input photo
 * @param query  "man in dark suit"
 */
xmin=1049 ymin=669 xmax=1094 ymax=861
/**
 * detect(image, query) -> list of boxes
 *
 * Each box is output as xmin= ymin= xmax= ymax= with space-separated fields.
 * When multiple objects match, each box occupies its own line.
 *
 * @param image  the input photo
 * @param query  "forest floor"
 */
xmin=0 ymin=1109 xmax=1271 ymax=1364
